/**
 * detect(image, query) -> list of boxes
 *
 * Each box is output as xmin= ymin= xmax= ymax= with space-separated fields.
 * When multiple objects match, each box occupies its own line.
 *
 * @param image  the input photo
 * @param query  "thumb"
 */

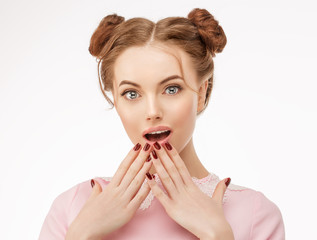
xmin=212 ymin=177 xmax=231 ymax=202
xmin=88 ymin=179 xmax=102 ymax=200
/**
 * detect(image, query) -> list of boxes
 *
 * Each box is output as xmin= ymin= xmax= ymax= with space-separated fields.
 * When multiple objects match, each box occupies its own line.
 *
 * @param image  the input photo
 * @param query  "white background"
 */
xmin=0 ymin=0 xmax=316 ymax=239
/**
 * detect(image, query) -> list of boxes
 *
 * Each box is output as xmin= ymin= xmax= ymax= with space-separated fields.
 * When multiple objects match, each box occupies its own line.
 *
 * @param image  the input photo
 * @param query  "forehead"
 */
xmin=113 ymin=43 xmax=197 ymax=86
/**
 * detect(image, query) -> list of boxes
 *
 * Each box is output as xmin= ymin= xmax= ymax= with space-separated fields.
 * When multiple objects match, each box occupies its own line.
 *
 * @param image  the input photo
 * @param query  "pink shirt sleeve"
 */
xmin=249 ymin=191 xmax=285 ymax=239
xmin=38 ymin=183 xmax=80 ymax=240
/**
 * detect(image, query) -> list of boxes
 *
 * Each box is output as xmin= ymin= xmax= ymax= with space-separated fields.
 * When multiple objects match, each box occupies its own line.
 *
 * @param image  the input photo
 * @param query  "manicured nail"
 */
xmin=143 ymin=143 xmax=150 ymax=151
xmin=146 ymin=172 xmax=152 ymax=180
xmin=165 ymin=142 xmax=172 ymax=150
xmin=154 ymin=142 xmax=161 ymax=150
xmin=91 ymin=179 xmax=95 ymax=188
xmin=225 ymin=178 xmax=231 ymax=187
xmin=151 ymin=150 xmax=158 ymax=159
xmin=146 ymin=155 xmax=151 ymax=162
xmin=133 ymin=143 xmax=141 ymax=151
xmin=152 ymin=174 xmax=155 ymax=179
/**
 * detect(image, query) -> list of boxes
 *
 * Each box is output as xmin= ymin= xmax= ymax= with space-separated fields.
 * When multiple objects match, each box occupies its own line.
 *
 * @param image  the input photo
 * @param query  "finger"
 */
xmin=128 ymin=176 xmax=152 ymax=212
xmin=212 ymin=177 xmax=231 ymax=202
xmin=123 ymin=155 xmax=153 ymax=200
xmin=87 ymin=179 xmax=102 ymax=202
xmin=151 ymin=145 xmax=177 ymax=197
xmin=111 ymin=142 xmax=143 ymax=187
xmin=162 ymin=141 xmax=194 ymax=187
xmin=120 ymin=143 xmax=154 ymax=190
xmin=146 ymin=173 xmax=169 ymax=209
xmin=111 ymin=143 xmax=153 ymax=188
xmin=153 ymin=142 xmax=184 ymax=192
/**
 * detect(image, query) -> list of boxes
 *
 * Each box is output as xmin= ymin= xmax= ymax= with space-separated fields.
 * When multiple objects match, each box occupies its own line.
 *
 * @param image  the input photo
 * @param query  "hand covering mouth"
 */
xmin=144 ymin=130 xmax=171 ymax=142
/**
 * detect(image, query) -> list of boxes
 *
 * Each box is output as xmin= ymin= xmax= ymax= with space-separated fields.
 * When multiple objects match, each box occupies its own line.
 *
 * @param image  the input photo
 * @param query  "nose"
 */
xmin=145 ymin=95 xmax=163 ymax=121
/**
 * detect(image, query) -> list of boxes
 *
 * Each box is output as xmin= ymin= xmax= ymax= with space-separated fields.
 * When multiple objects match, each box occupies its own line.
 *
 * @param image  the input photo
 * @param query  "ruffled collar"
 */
xmin=138 ymin=172 xmax=218 ymax=210
xmin=101 ymin=172 xmax=246 ymax=211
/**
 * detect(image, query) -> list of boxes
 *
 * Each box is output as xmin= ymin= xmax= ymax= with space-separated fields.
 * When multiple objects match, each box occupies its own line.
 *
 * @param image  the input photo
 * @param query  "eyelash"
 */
xmin=120 ymin=85 xmax=183 ymax=100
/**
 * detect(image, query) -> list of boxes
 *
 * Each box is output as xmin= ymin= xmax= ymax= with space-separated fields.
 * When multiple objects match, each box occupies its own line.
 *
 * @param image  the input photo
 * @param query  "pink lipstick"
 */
xmin=143 ymin=126 xmax=172 ymax=144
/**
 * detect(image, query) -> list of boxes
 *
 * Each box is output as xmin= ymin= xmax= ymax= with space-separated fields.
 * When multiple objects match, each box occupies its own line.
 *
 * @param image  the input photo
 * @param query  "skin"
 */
xmin=109 ymin=43 xmax=234 ymax=239
xmin=65 ymin=42 xmax=234 ymax=240
xmin=112 ymin=42 xmax=210 ymax=179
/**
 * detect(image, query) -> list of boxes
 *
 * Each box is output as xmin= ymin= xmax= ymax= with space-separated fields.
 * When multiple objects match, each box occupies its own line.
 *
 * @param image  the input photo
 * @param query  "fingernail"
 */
xmin=133 ymin=143 xmax=141 ymax=151
xmin=146 ymin=155 xmax=151 ymax=162
xmin=146 ymin=172 xmax=152 ymax=180
xmin=151 ymin=150 xmax=158 ymax=159
xmin=154 ymin=142 xmax=161 ymax=150
xmin=225 ymin=178 xmax=231 ymax=187
xmin=152 ymin=174 xmax=155 ymax=179
xmin=165 ymin=142 xmax=172 ymax=150
xmin=143 ymin=143 xmax=150 ymax=151
xmin=91 ymin=179 xmax=95 ymax=188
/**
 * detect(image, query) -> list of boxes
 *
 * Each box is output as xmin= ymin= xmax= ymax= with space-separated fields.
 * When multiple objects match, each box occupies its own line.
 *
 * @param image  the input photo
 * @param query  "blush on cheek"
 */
xmin=172 ymin=96 xmax=197 ymax=147
xmin=119 ymin=102 xmax=148 ymax=144
xmin=124 ymin=122 xmax=139 ymax=143
xmin=118 ymin=110 xmax=138 ymax=141
xmin=178 ymin=95 xmax=197 ymax=120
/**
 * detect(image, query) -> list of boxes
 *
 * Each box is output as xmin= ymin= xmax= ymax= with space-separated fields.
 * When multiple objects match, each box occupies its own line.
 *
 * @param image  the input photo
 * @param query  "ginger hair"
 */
xmin=88 ymin=8 xmax=227 ymax=115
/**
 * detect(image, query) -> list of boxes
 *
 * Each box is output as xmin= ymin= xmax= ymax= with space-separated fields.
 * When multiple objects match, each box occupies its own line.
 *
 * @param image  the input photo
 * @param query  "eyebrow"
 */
xmin=119 ymin=75 xmax=184 ymax=88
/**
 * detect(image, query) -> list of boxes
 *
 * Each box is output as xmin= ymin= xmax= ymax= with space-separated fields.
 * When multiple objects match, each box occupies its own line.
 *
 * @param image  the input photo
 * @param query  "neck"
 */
xmin=149 ymin=137 xmax=210 ymax=179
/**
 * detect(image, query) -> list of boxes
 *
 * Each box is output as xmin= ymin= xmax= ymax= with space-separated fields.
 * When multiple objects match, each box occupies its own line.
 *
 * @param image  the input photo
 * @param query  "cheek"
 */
xmin=169 ymin=94 xmax=197 ymax=140
xmin=116 ymin=104 xmax=141 ymax=143
xmin=175 ymin=99 xmax=196 ymax=122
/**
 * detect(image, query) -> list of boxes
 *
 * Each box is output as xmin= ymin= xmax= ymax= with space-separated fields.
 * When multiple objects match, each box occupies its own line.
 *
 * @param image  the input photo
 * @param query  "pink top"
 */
xmin=38 ymin=172 xmax=285 ymax=240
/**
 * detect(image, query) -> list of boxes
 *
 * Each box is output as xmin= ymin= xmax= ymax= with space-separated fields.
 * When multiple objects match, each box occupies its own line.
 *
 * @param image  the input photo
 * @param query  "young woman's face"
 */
xmin=112 ymin=44 xmax=205 ymax=153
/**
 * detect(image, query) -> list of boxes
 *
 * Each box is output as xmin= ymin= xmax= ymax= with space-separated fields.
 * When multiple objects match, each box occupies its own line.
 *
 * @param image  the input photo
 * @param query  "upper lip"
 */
xmin=142 ymin=126 xmax=172 ymax=137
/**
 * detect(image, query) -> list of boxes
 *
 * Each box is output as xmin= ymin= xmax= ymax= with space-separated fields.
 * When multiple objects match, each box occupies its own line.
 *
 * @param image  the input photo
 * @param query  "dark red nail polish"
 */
xmin=143 ymin=143 xmax=150 ymax=151
xmin=91 ymin=179 xmax=95 ymax=188
xmin=146 ymin=172 xmax=152 ymax=180
xmin=165 ymin=142 xmax=172 ymax=150
xmin=152 ymin=150 xmax=158 ymax=159
xmin=146 ymin=155 xmax=151 ymax=162
xmin=133 ymin=143 xmax=141 ymax=151
xmin=225 ymin=178 xmax=231 ymax=187
xmin=154 ymin=142 xmax=161 ymax=150
xmin=152 ymin=174 xmax=155 ymax=179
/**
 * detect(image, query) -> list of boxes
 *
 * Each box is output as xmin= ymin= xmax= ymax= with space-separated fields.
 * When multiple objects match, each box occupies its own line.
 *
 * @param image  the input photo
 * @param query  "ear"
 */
xmin=197 ymin=79 xmax=209 ymax=113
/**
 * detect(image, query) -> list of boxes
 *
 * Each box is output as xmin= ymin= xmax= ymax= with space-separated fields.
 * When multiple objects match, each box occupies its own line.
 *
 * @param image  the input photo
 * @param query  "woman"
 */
xmin=39 ymin=8 xmax=285 ymax=240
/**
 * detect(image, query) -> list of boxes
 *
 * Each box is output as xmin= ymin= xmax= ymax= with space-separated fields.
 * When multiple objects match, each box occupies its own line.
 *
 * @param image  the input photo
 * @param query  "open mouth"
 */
xmin=145 ymin=130 xmax=171 ymax=142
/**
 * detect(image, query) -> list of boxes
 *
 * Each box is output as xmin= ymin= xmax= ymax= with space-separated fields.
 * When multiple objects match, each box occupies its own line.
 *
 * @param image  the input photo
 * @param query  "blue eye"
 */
xmin=165 ymin=85 xmax=181 ymax=95
xmin=121 ymin=85 xmax=182 ymax=101
xmin=122 ymin=91 xmax=139 ymax=100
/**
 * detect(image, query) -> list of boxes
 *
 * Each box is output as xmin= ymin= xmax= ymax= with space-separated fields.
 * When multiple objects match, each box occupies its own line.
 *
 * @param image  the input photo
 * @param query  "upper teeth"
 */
xmin=148 ymin=130 xmax=169 ymax=135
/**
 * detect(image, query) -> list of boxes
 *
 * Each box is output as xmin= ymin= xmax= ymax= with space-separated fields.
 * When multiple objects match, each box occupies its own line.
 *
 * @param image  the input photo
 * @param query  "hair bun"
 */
xmin=89 ymin=14 xmax=125 ymax=58
xmin=188 ymin=8 xmax=227 ymax=57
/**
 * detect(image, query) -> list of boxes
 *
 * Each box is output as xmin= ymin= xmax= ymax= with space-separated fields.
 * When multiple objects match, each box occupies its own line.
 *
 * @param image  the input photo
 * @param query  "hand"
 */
xmin=146 ymin=141 xmax=234 ymax=240
xmin=66 ymin=143 xmax=154 ymax=240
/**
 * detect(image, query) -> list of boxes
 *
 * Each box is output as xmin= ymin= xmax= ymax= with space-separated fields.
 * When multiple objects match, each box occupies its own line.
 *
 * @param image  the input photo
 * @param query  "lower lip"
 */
xmin=144 ymin=131 xmax=172 ymax=145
